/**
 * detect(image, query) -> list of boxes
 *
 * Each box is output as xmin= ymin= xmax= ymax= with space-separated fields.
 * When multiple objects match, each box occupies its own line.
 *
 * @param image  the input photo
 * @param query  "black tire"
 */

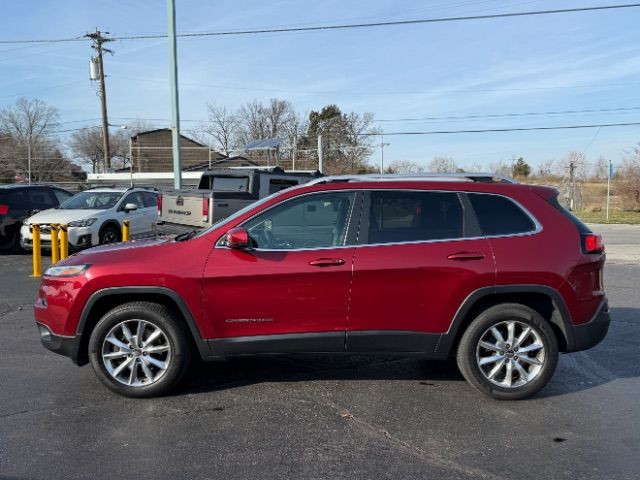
xmin=1 ymin=228 xmax=24 ymax=254
xmin=456 ymin=303 xmax=558 ymax=400
xmin=99 ymin=224 xmax=121 ymax=245
xmin=88 ymin=301 xmax=192 ymax=398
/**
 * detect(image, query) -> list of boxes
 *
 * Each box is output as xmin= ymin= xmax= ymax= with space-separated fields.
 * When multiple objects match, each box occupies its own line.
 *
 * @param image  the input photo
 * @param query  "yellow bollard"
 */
xmin=122 ymin=220 xmax=130 ymax=242
xmin=50 ymin=224 xmax=60 ymax=264
xmin=59 ymin=224 xmax=69 ymax=260
xmin=32 ymin=224 xmax=42 ymax=277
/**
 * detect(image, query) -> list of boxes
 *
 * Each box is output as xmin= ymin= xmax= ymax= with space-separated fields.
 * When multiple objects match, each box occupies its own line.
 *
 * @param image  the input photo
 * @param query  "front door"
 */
xmin=347 ymin=189 xmax=495 ymax=353
xmin=202 ymin=190 xmax=362 ymax=355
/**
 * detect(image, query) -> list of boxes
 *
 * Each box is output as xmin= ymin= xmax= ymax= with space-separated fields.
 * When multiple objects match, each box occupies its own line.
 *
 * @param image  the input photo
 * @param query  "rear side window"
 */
xmin=368 ymin=191 xmax=463 ymax=244
xmin=29 ymin=188 xmax=56 ymax=210
xmin=141 ymin=192 xmax=158 ymax=208
xmin=468 ymin=193 xmax=536 ymax=236
xmin=211 ymin=176 xmax=249 ymax=192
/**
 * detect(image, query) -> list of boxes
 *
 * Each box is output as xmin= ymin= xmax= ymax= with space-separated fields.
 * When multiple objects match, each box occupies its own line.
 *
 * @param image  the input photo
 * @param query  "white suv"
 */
xmin=21 ymin=187 xmax=158 ymax=250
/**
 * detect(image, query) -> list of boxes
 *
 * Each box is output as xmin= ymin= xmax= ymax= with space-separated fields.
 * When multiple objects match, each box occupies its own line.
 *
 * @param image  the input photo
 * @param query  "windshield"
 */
xmin=194 ymin=188 xmax=290 ymax=239
xmin=59 ymin=191 xmax=123 ymax=210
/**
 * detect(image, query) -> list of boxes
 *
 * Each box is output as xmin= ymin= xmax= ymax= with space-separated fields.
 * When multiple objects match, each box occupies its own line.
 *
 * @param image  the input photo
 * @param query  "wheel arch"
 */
xmin=435 ymin=285 xmax=575 ymax=357
xmin=98 ymin=220 xmax=122 ymax=242
xmin=72 ymin=287 xmax=209 ymax=366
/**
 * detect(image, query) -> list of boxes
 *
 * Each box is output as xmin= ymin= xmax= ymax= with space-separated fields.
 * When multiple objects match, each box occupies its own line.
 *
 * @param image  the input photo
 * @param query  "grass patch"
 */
xmin=574 ymin=209 xmax=640 ymax=225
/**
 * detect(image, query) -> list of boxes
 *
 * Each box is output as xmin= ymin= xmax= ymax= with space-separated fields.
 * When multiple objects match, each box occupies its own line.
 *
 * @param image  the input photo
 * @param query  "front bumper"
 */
xmin=21 ymin=225 xmax=95 ymax=250
xmin=36 ymin=322 xmax=81 ymax=363
xmin=570 ymin=299 xmax=611 ymax=352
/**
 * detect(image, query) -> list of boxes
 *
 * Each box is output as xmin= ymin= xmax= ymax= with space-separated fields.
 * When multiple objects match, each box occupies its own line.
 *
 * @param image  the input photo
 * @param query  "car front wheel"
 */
xmin=88 ymin=302 xmax=191 ymax=397
xmin=456 ymin=303 xmax=559 ymax=400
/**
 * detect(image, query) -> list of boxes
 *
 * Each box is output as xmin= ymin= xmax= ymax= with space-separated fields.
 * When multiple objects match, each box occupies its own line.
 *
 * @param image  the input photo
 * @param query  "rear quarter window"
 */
xmin=468 ymin=193 xmax=536 ymax=236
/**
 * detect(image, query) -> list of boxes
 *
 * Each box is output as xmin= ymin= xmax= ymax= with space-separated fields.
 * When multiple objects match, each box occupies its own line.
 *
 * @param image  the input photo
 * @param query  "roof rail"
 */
xmin=307 ymin=173 xmax=517 ymax=186
xmin=126 ymin=185 xmax=159 ymax=191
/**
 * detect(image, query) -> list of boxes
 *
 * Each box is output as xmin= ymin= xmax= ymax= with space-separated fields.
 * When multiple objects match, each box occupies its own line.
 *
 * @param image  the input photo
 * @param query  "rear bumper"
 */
xmin=568 ymin=299 xmax=611 ymax=352
xmin=36 ymin=322 xmax=81 ymax=364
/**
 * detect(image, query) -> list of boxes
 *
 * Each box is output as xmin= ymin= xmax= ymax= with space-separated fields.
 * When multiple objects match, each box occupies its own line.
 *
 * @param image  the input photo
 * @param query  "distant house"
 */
xmin=130 ymin=129 xmax=226 ymax=173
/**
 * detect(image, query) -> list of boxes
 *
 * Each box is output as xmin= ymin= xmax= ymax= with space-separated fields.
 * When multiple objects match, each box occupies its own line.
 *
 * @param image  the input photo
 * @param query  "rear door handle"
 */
xmin=447 ymin=251 xmax=485 ymax=261
xmin=309 ymin=258 xmax=346 ymax=267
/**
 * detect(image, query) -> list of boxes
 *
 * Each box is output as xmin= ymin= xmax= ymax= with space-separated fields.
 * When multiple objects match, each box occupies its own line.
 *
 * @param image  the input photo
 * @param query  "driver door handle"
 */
xmin=309 ymin=258 xmax=346 ymax=267
xmin=447 ymin=251 xmax=485 ymax=261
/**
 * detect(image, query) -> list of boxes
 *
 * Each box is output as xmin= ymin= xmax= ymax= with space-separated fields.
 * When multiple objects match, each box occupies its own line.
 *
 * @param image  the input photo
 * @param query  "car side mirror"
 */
xmin=124 ymin=203 xmax=138 ymax=213
xmin=226 ymin=227 xmax=250 ymax=249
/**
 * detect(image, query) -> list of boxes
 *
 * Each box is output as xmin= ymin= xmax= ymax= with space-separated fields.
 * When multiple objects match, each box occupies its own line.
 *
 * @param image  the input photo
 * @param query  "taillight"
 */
xmin=157 ymin=195 xmax=162 ymax=215
xmin=582 ymin=233 xmax=604 ymax=254
xmin=0 ymin=204 xmax=8 ymax=215
xmin=202 ymin=198 xmax=209 ymax=222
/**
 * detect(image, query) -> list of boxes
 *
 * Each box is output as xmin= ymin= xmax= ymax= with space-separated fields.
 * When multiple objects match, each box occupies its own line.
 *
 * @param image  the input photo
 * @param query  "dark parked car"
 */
xmin=0 ymin=184 xmax=73 ymax=252
xmin=34 ymin=174 xmax=609 ymax=399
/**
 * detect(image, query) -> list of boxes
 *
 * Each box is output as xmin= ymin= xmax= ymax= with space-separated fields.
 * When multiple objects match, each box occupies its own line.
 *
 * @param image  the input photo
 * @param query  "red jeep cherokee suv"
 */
xmin=34 ymin=174 xmax=610 ymax=399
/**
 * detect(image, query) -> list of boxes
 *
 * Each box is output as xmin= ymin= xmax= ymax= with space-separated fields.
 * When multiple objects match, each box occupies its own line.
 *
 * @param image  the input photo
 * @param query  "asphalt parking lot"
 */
xmin=1 ymin=224 xmax=638 ymax=480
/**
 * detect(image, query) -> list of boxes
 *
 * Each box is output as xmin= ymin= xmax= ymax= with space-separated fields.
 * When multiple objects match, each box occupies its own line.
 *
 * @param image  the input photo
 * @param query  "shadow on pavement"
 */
xmin=174 ymin=307 xmax=639 ymax=399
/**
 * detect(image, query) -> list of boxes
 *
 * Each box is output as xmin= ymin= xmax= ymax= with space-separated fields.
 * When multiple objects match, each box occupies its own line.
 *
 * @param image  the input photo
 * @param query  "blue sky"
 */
xmin=1 ymin=0 xmax=639 ymax=171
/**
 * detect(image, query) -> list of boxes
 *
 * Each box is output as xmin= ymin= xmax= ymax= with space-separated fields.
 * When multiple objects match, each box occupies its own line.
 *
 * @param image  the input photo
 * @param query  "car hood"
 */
xmin=75 ymin=236 xmax=174 ymax=256
xmin=25 ymin=209 xmax=105 ymax=225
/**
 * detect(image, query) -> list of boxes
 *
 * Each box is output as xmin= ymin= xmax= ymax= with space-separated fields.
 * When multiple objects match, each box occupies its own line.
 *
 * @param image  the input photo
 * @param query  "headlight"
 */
xmin=67 ymin=218 xmax=97 ymax=227
xmin=43 ymin=264 xmax=91 ymax=277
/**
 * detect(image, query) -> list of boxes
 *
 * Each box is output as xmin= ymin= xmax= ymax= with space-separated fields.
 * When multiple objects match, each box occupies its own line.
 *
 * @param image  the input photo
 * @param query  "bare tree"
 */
xmin=0 ymin=97 xmax=61 ymax=180
xmin=428 ymin=156 xmax=457 ymax=173
xmin=202 ymin=103 xmax=240 ymax=156
xmin=388 ymin=160 xmax=425 ymax=174
xmin=69 ymin=127 xmax=131 ymax=173
xmin=536 ymin=159 xmax=556 ymax=177
xmin=488 ymin=160 xmax=512 ymax=177
xmin=593 ymin=156 xmax=609 ymax=180
xmin=618 ymin=142 xmax=640 ymax=210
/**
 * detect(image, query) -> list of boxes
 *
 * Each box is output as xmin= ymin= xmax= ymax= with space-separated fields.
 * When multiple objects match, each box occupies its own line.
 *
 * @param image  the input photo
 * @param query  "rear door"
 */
xmin=346 ymin=189 xmax=495 ymax=353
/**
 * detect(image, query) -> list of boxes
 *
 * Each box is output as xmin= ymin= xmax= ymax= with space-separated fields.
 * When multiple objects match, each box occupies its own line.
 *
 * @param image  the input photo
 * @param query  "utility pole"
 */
xmin=292 ymin=134 xmax=297 ymax=171
xmin=27 ymin=133 xmax=32 ymax=185
xmin=85 ymin=29 xmax=113 ymax=171
xmin=167 ymin=0 xmax=182 ymax=189
xmin=606 ymin=160 xmax=613 ymax=222
xmin=379 ymin=135 xmax=390 ymax=174
xmin=317 ymin=134 xmax=323 ymax=174
xmin=568 ymin=159 xmax=576 ymax=211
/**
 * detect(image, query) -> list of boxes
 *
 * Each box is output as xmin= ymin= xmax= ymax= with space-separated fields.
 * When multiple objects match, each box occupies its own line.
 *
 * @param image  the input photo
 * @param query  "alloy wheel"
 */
xmin=475 ymin=320 xmax=545 ymax=389
xmin=101 ymin=319 xmax=171 ymax=387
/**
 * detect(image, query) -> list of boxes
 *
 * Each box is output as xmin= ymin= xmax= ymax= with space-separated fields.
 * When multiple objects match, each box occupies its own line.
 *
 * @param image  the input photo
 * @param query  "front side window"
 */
xmin=368 ymin=191 xmax=464 ymax=244
xmin=243 ymin=192 xmax=356 ymax=249
xmin=59 ymin=191 xmax=122 ymax=210
xmin=121 ymin=192 xmax=146 ymax=210
xmin=467 ymin=193 xmax=536 ymax=236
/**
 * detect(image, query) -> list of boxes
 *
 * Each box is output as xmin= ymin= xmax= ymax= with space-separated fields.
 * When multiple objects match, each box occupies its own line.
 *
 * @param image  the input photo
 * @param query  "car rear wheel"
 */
xmin=456 ymin=303 xmax=558 ymax=400
xmin=88 ymin=302 xmax=191 ymax=397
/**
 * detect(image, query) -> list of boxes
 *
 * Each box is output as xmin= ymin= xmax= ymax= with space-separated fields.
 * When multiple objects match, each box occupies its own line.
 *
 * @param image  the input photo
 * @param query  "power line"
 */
xmin=115 ymin=3 xmax=640 ymax=40
xmin=1 ymin=3 xmax=639 ymax=44
xmin=361 ymin=121 xmax=640 ymax=136
xmin=375 ymin=106 xmax=640 ymax=123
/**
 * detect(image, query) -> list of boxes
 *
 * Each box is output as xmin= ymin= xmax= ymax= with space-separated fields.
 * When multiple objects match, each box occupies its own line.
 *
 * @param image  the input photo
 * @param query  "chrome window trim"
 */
xmin=214 ymin=188 xmax=542 ymax=252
